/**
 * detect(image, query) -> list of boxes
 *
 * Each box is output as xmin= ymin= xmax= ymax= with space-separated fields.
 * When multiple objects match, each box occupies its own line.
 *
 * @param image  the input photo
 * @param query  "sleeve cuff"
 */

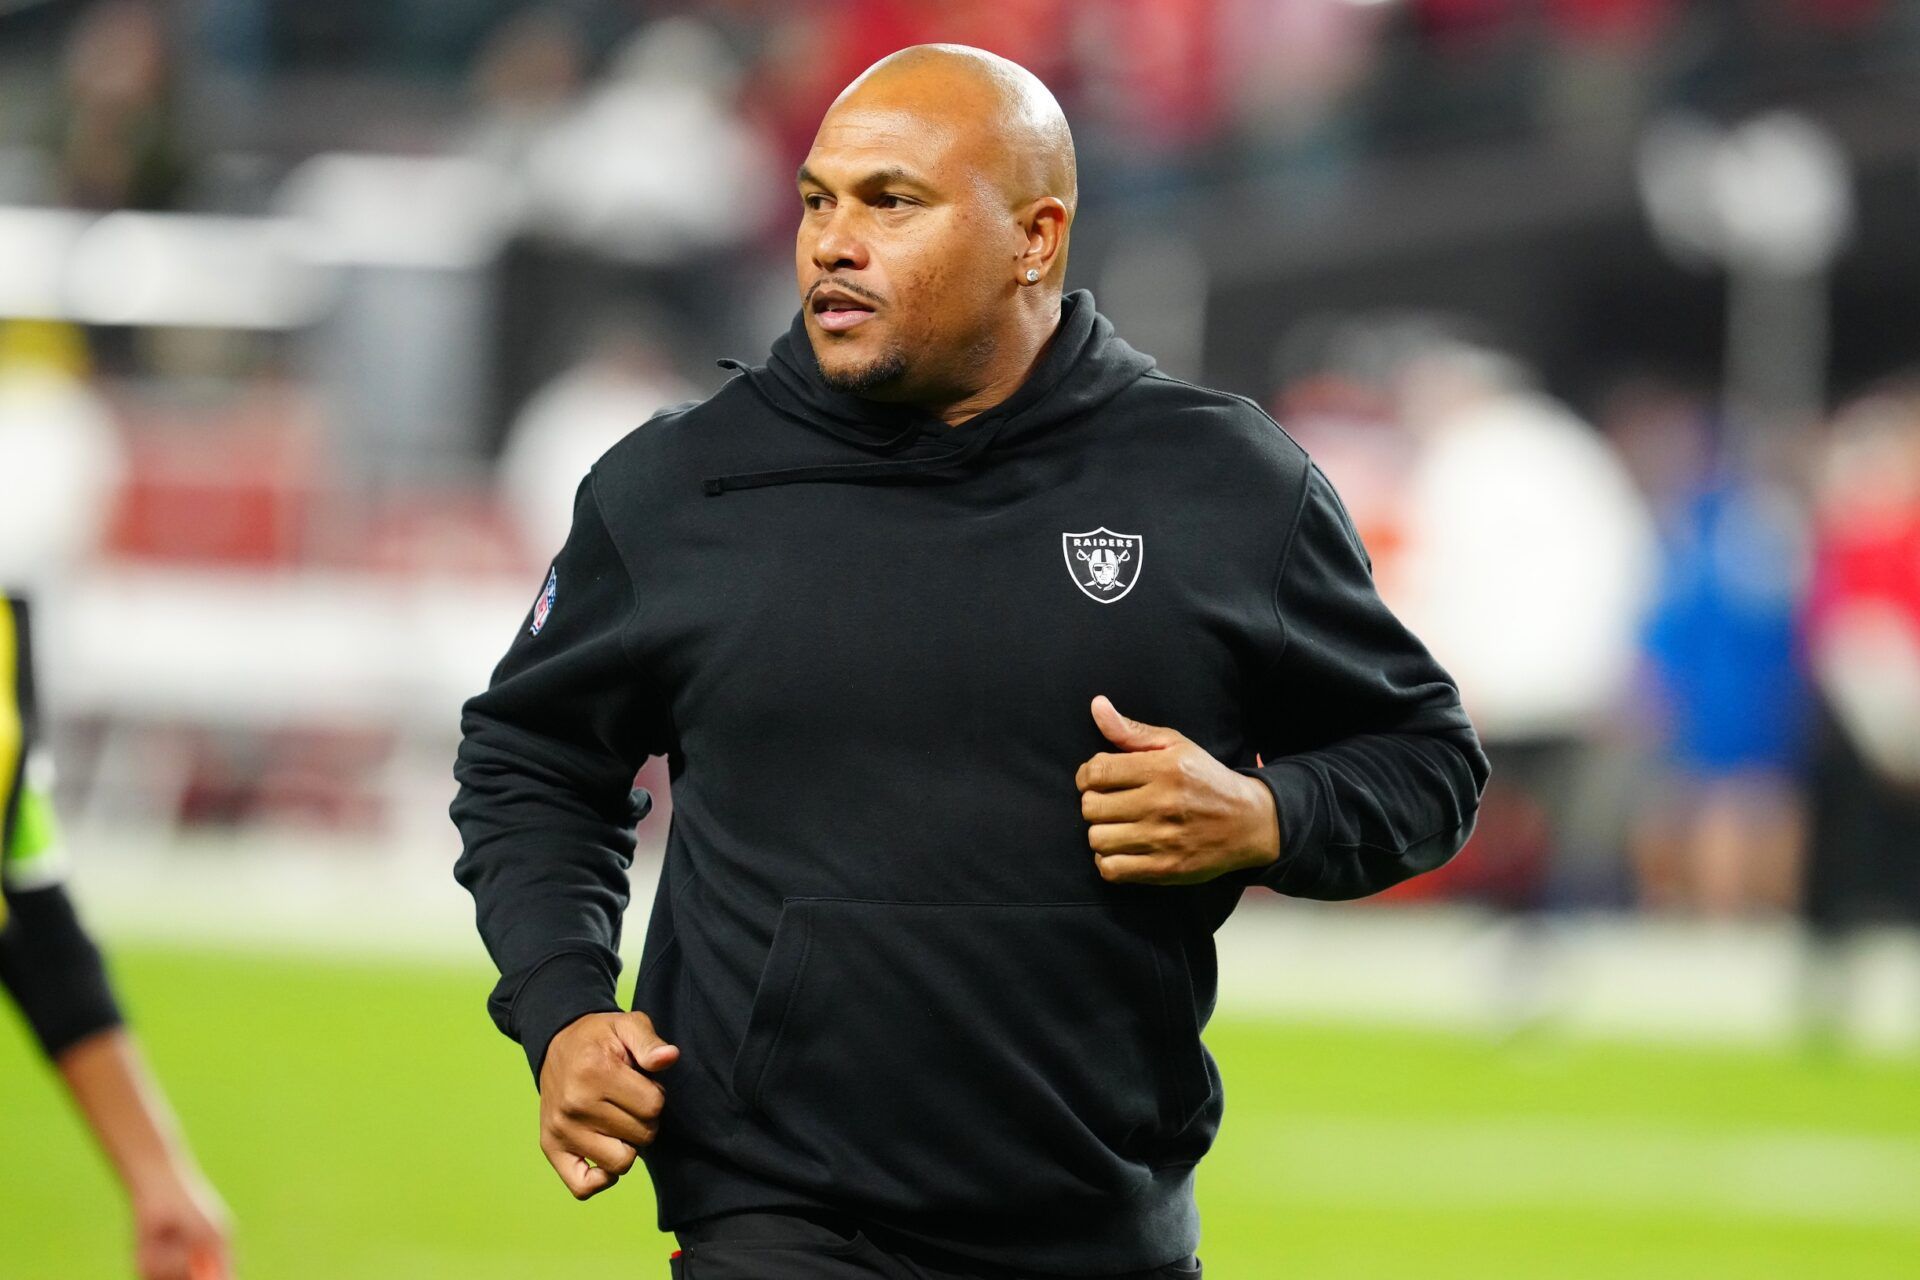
xmin=1235 ymin=758 xmax=1329 ymax=893
xmin=508 ymin=951 xmax=622 ymax=1085
xmin=44 ymin=1009 xmax=126 ymax=1062
xmin=0 ymin=883 xmax=127 ymax=1061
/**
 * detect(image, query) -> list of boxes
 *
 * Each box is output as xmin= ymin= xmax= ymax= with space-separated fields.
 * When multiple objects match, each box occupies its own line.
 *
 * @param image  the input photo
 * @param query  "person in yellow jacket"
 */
xmin=1 ymin=595 xmax=234 ymax=1280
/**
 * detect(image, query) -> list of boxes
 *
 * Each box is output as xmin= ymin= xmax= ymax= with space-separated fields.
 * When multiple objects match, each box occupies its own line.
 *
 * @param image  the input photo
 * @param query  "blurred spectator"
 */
xmin=497 ymin=308 xmax=696 ymax=559
xmin=1608 ymin=381 xmax=1813 ymax=917
xmin=49 ymin=0 xmax=189 ymax=211
xmin=460 ymin=7 xmax=588 ymax=193
xmin=1388 ymin=336 xmax=1659 ymax=906
xmin=1391 ymin=338 xmax=1658 ymax=743
xmin=520 ymin=17 xmax=779 ymax=263
xmin=0 ymin=320 xmax=126 ymax=591
xmin=1801 ymin=382 xmax=1920 ymax=930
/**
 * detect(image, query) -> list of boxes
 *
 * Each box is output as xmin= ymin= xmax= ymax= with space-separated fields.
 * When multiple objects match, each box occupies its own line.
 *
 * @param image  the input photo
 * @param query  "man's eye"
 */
xmin=802 ymin=193 xmax=910 ymax=211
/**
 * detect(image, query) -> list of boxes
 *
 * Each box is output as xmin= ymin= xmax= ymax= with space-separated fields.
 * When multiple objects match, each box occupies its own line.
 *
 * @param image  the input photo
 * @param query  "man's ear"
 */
xmin=1018 ymin=196 xmax=1070 ymax=282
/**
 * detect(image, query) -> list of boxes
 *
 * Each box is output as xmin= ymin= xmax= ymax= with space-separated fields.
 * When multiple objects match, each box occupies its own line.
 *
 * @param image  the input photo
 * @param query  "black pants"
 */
xmin=670 ymin=1209 xmax=1203 ymax=1279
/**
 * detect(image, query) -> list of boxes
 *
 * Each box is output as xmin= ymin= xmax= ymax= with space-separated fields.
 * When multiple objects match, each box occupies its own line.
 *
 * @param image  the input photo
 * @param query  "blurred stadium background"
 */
xmin=3 ymin=0 xmax=1920 ymax=1275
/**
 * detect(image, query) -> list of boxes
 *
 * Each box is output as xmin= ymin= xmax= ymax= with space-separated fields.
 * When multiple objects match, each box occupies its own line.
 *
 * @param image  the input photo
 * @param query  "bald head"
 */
xmin=829 ymin=44 xmax=1076 ymax=223
xmin=794 ymin=44 xmax=1079 ymax=420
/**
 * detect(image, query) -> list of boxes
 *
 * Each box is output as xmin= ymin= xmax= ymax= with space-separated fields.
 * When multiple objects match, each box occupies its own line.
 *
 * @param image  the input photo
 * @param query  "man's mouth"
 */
xmin=811 ymin=288 xmax=876 ymax=333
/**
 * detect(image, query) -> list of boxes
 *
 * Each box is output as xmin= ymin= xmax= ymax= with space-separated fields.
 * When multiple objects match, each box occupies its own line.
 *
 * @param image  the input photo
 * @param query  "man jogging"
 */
xmin=452 ymin=43 xmax=1488 ymax=1279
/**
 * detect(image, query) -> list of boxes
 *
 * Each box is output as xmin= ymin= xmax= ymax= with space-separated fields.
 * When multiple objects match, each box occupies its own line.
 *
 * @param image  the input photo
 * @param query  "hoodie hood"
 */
xmin=702 ymin=287 xmax=1155 ymax=496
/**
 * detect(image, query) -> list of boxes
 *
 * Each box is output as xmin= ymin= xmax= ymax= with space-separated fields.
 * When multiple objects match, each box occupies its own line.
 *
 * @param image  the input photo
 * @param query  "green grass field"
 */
xmin=4 ymin=945 xmax=1919 ymax=1279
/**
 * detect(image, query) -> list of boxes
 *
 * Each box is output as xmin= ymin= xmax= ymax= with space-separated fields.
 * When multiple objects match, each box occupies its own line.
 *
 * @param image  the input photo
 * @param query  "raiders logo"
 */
xmin=1062 ymin=527 xmax=1143 ymax=603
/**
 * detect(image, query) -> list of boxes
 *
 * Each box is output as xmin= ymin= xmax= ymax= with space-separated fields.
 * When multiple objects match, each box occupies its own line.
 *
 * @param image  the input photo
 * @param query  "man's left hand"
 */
xmin=1075 ymin=695 xmax=1281 ymax=884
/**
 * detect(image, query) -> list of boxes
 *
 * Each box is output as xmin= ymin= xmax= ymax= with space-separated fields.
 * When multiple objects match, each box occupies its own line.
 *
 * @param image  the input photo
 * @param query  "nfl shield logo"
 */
xmin=1062 ymin=527 xmax=1143 ymax=603
xmin=530 ymin=566 xmax=558 ymax=635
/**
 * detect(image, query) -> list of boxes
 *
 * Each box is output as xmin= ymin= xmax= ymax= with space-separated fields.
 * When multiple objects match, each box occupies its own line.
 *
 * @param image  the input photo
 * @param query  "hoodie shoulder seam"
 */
xmin=609 ymin=386 xmax=741 ymax=445
xmin=1137 ymin=370 xmax=1311 ymax=670
xmin=1258 ymin=459 xmax=1316 ymax=682
xmin=1139 ymin=369 xmax=1312 ymax=457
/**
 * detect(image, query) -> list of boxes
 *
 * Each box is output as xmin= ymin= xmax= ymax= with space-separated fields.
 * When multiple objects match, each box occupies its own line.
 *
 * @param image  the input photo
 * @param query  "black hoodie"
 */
xmin=451 ymin=288 xmax=1488 ymax=1273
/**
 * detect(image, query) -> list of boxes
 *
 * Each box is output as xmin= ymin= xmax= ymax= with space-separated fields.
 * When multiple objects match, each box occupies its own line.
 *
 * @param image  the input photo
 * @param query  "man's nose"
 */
xmin=810 ymin=209 xmax=868 ymax=274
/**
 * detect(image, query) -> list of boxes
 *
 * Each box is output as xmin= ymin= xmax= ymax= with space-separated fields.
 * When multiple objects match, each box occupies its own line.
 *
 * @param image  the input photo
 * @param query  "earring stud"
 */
xmin=1024 ymin=268 xmax=1040 ymax=282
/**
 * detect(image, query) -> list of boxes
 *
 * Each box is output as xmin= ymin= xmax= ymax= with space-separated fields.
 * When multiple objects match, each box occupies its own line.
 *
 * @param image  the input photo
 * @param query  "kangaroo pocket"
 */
xmin=727 ymin=897 xmax=1213 ymax=1215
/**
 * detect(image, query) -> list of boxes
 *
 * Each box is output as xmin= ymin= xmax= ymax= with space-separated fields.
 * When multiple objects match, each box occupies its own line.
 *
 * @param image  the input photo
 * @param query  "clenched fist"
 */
xmin=1075 ymin=694 xmax=1281 ymax=885
xmin=538 ymin=1010 xmax=679 ymax=1200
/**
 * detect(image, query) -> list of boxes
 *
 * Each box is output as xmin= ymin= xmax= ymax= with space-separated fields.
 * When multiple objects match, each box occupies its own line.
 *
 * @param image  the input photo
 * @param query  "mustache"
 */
xmin=808 ymin=278 xmax=883 ymax=308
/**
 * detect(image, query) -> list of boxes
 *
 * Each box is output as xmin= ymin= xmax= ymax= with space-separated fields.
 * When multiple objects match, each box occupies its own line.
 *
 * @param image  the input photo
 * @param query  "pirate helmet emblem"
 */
xmin=1061 ymin=527 xmax=1143 ymax=603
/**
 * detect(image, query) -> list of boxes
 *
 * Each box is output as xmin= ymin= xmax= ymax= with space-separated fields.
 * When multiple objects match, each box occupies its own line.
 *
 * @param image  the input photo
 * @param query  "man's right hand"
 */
xmin=537 ymin=1010 xmax=680 ymax=1200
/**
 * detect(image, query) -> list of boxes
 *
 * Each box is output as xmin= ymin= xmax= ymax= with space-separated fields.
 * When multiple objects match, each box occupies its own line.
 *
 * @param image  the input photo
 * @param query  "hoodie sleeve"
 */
xmin=451 ymin=468 xmax=672 ymax=1084
xmin=1233 ymin=461 xmax=1490 ymax=900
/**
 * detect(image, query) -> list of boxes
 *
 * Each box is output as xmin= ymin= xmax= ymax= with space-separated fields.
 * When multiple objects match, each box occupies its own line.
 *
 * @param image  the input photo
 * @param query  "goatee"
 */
xmin=820 ymin=347 xmax=910 ymax=396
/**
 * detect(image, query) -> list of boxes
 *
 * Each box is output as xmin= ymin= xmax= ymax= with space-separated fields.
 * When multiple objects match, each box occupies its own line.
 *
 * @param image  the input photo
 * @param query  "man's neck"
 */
xmin=928 ymin=304 xmax=1064 ymax=427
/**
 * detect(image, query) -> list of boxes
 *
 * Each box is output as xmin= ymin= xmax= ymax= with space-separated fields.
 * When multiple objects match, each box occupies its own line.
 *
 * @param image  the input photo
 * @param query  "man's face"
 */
xmin=795 ymin=102 xmax=1010 ymax=401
